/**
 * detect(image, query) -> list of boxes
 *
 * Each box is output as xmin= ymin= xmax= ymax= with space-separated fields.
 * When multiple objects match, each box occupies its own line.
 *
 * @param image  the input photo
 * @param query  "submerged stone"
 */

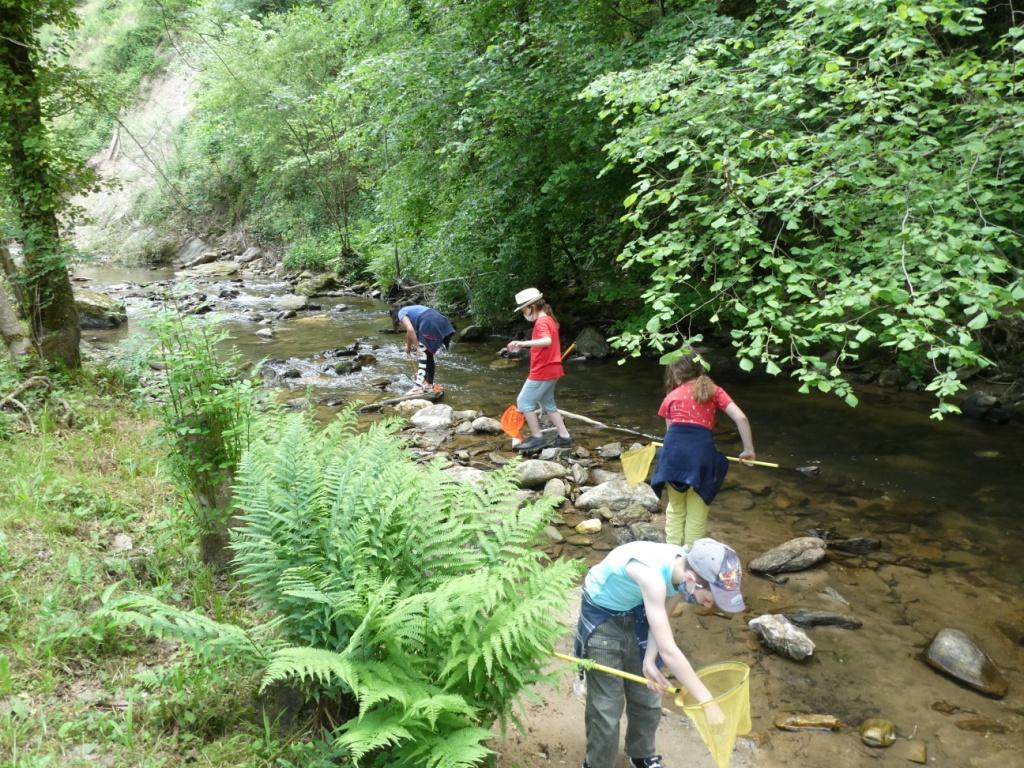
xmin=773 ymin=713 xmax=843 ymax=732
xmin=924 ymin=628 xmax=1008 ymax=698
xmin=750 ymin=537 xmax=827 ymax=574
xmin=748 ymin=615 xmax=815 ymax=660
xmin=782 ymin=608 xmax=862 ymax=630
xmin=859 ymin=718 xmax=895 ymax=747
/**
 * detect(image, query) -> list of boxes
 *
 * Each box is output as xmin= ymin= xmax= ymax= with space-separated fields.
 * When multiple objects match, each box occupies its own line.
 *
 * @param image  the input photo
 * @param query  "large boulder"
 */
xmin=457 ymin=325 xmax=487 ymax=342
xmin=274 ymin=294 xmax=309 ymax=312
xmin=176 ymin=260 xmax=239 ymax=279
xmin=749 ymin=537 xmax=827 ymax=574
xmin=749 ymin=614 xmax=815 ymax=660
xmin=75 ymin=289 xmax=127 ymax=329
xmin=574 ymin=326 xmax=611 ymax=359
xmin=472 ymin=417 xmax=503 ymax=434
xmin=924 ymin=628 xmax=1008 ymax=698
xmin=576 ymin=479 xmax=659 ymax=513
xmin=295 ymin=274 xmax=339 ymax=297
xmin=236 ymin=246 xmax=262 ymax=264
xmin=410 ymin=404 xmax=454 ymax=430
xmin=517 ymin=459 xmax=567 ymax=489
xmin=174 ymin=236 xmax=210 ymax=265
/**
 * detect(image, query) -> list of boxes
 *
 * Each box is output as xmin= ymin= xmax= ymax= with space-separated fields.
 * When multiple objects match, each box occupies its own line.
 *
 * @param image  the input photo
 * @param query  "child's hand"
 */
xmin=642 ymin=658 xmax=671 ymax=692
xmin=506 ymin=341 xmax=521 ymax=353
xmin=703 ymin=701 xmax=726 ymax=727
xmin=738 ymin=449 xmax=756 ymax=463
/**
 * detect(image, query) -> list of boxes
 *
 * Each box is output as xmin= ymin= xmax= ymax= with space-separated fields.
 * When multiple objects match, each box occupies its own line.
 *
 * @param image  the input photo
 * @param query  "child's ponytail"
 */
xmin=664 ymin=352 xmax=717 ymax=403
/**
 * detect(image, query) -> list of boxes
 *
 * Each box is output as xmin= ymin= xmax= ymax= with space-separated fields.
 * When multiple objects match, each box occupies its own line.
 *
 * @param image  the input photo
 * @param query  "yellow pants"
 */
xmin=665 ymin=486 xmax=709 ymax=547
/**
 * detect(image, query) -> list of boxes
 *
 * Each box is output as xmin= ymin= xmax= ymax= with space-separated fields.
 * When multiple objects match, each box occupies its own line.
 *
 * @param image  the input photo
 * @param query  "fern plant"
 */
xmin=103 ymin=409 xmax=581 ymax=767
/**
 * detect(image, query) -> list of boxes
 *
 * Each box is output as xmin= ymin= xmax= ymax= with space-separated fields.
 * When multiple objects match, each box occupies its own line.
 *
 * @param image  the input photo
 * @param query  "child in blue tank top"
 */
xmin=574 ymin=538 xmax=746 ymax=768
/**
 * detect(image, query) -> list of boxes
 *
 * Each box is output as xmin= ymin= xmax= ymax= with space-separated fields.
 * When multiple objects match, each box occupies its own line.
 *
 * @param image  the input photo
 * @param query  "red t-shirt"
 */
xmin=528 ymin=315 xmax=564 ymax=381
xmin=658 ymin=381 xmax=733 ymax=429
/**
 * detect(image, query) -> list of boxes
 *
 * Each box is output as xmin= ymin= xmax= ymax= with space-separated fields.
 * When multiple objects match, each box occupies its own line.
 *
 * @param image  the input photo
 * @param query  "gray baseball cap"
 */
xmin=687 ymin=538 xmax=746 ymax=613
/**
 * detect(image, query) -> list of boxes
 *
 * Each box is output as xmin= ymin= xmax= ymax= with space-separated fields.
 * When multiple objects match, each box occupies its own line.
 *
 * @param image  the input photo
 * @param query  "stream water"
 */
xmin=76 ymin=263 xmax=1024 ymax=767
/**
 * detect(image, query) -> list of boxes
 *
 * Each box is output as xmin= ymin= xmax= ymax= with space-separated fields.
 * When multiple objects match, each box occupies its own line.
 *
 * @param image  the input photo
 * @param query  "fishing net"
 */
xmin=676 ymin=662 xmax=751 ymax=768
xmin=500 ymin=405 xmax=525 ymax=440
xmin=620 ymin=443 xmax=657 ymax=486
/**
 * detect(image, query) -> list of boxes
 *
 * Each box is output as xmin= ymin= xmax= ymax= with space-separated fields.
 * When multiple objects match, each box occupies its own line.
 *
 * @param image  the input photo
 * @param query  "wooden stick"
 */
xmin=556 ymin=409 xmax=660 ymax=441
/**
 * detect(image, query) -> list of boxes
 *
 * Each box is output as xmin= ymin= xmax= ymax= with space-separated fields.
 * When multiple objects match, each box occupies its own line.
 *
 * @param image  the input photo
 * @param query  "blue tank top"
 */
xmin=584 ymin=541 xmax=688 ymax=611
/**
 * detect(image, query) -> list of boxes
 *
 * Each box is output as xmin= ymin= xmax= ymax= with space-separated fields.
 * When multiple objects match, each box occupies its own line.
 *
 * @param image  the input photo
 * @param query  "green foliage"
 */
xmin=106 ymin=409 xmax=581 ymax=767
xmin=141 ymin=310 xmax=263 ymax=562
xmin=586 ymin=0 xmax=1024 ymax=415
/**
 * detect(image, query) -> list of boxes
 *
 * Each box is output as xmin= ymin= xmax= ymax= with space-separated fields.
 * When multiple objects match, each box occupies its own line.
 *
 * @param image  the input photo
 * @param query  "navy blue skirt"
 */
xmin=649 ymin=423 xmax=729 ymax=506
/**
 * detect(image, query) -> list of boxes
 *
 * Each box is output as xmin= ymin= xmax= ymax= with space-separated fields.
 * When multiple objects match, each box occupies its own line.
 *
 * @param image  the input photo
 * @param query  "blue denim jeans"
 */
xmin=584 ymin=615 xmax=662 ymax=768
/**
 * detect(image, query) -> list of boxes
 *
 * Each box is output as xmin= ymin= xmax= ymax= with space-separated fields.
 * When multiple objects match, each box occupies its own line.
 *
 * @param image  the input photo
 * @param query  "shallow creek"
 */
xmin=77 ymin=264 xmax=1023 ymax=767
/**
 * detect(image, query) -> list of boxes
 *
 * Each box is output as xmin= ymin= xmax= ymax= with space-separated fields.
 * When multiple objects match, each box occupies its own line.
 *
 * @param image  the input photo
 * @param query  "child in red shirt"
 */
xmin=650 ymin=353 xmax=756 ymax=546
xmin=505 ymin=287 xmax=572 ymax=453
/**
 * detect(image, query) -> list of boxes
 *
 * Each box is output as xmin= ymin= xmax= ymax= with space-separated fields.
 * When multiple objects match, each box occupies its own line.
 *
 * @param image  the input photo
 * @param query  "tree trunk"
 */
xmin=0 ymin=7 xmax=81 ymax=368
xmin=0 ymin=275 xmax=31 ymax=361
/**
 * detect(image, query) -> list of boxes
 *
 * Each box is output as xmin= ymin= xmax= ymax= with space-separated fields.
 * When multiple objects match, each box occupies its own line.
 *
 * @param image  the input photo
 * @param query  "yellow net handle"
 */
xmin=642 ymin=443 xmax=779 ymax=469
xmin=552 ymin=651 xmax=681 ymax=695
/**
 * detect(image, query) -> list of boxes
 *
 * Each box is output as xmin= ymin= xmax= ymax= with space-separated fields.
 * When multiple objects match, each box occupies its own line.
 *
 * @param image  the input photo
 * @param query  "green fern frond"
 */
xmin=399 ymin=725 xmax=494 ymax=768
xmin=261 ymin=646 xmax=359 ymax=693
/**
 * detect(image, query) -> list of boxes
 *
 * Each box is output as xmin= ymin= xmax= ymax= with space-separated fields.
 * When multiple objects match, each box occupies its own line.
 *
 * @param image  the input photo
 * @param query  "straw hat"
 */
xmin=514 ymin=287 xmax=543 ymax=313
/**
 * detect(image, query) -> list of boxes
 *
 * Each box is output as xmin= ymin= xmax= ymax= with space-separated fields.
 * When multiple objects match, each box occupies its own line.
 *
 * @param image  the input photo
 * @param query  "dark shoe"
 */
xmin=550 ymin=435 xmax=573 ymax=448
xmin=515 ymin=435 xmax=548 ymax=453
xmin=630 ymin=757 xmax=665 ymax=768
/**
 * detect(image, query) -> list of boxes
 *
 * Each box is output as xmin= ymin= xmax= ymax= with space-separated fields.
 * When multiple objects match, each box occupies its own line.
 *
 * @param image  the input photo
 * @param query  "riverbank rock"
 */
xmin=274 ymin=294 xmax=308 ymax=312
xmin=773 ymin=714 xmax=844 ymax=732
xmin=517 ymin=459 xmax=567 ymax=489
xmin=961 ymin=391 xmax=1012 ymax=424
xmin=236 ymin=246 xmax=262 ymax=263
xmin=295 ymin=274 xmax=338 ymax=297
xmin=176 ymin=260 xmax=239 ymax=278
xmin=859 ymin=718 xmax=895 ymax=747
xmin=750 ymin=537 xmax=827 ymax=574
xmin=923 ymin=628 xmax=1008 ymax=698
xmin=472 ymin=417 xmax=502 ymax=434
xmin=576 ymin=479 xmax=659 ymax=513
xmin=543 ymin=478 xmax=567 ymax=499
xmin=394 ymin=398 xmax=434 ymax=414
xmin=591 ymin=468 xmax=625 ymax=484
xmin=610 ymin=503 xmax=651 ymax=527
xmin=782 ymin=609 xmax=862 ymax=630
xmin=457 ymin=325 xmax=487 ymax=342
xmin=596 ymin=442 xmax=623 ymax=459
xmin=444 ymin=465 xmax=488 ymax=486
xmin=749 ymin=615 xmax=815 ymax=660
xmin=75 ymin=289 xmax=127 ymax=329
xmin=575 ymin=519 xmax=602 ymax=534
xmin=574 ymin=326 xmax=611 ymax=359
xmin=410 ymin=404 xmax=454 ymax=431
xmin=175 ymin=236 xmax=210 ymax=265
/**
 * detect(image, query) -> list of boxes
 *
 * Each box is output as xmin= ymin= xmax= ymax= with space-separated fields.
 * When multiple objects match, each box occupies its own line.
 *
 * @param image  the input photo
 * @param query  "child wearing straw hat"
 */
xmin=575 ymin=538 xmax=745 ymax=768
xmin=504 ymin=287 xmax=572 ymax=452
xmin=651 ymin=352 xmax=755 ymax=547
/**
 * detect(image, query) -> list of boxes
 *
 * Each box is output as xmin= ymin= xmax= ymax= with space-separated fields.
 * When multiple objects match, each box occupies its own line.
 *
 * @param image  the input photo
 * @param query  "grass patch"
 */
xmin=0 ymin=374 xmax=304 ymax=767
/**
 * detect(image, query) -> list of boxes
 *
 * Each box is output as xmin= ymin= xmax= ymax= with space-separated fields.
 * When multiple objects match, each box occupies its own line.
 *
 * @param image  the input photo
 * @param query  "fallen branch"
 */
xmin=0 ymin=375 xmax=51 ymax=409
